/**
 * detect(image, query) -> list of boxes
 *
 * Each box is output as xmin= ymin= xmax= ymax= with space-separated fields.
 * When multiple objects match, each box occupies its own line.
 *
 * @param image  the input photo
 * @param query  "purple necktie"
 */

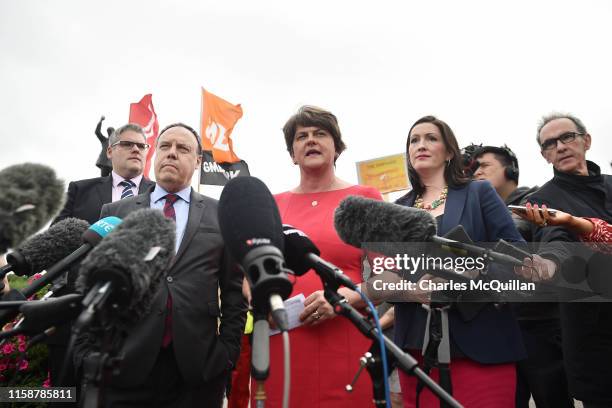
xmin=161 ymin=194 xmax=179 ymax=347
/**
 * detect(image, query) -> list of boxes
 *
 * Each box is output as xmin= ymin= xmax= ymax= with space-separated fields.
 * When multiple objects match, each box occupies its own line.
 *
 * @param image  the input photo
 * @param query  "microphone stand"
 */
xmin=251 ymin=312 xmax=270 ymax=408
xmin=71 ymin=283 xmax=124 ymax=408
xmin=431 ymin=236 xmax=524 ymax=268
xmin=78 ymin=326 xmax=123 ymax=408
xmin=318 ymin=276 xmax=463 ymax=408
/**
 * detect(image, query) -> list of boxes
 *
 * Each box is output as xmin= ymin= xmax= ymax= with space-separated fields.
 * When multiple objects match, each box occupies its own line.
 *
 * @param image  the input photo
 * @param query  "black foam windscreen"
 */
xmin=586 ymin=252 xmax=612 ymax=297
xmin=0 ymin=163 xmax=65 ymax=252
xmin=561 ymin=255 xmax=588 ymax=284
xmin=334 ymin=195 xmax=437 ymax=248
xmin=218 ymin=176 xmax=284 ymax=263
xmin=6 ymin=218 xmax=90 ymax=276
xmin=76 ymin=208 xmax=175 ymax=330
xmin=282 ymin=224 xmax=321 ymax=276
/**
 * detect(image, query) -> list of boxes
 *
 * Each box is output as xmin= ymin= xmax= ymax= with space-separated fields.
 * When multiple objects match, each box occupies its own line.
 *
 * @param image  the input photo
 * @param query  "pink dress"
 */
xmin=255 ymin=185 xmax=382 ymax=408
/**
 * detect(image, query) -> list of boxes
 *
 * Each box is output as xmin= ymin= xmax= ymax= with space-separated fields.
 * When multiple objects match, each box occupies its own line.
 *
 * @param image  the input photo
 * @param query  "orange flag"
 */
xmin=129 ymin=94 xmax=159 ymax=178
xmin=200 ymin=88 xmax=243 ymax=163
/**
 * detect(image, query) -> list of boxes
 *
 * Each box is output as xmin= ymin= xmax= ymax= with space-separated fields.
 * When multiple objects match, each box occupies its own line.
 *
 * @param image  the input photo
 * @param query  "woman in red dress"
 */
xmin=256 ymin=105 xmax=382 ymax=407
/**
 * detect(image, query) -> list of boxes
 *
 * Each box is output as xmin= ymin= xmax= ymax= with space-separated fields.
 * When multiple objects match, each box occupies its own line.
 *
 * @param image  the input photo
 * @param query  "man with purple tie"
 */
xmin=77 ymin=123 xmax=246 ymax=408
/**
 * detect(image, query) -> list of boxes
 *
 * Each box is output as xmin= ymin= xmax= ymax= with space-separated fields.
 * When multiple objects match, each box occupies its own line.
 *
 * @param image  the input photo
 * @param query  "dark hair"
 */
xmin=536 ymin=112 xmax=587 ymax=145
xmin=282 ymin=105 xmax=346 ymax=161
xmin=406 ymin=115 xmax=469 ymax=196
xmin=474 ymin=145 xmax=519 ymax=183
xmin=158 ymin=122 xmax=202 ymax=155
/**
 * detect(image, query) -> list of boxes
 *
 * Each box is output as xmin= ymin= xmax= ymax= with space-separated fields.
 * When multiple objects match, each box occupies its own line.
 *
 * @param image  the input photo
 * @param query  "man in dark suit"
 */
xmin=54 ymin=123 xmax=155 ymax=226
xmin=48 ymin=123 xmax=155 ymax=394
xmin=78 ymin=123 xmax=246 ymax=407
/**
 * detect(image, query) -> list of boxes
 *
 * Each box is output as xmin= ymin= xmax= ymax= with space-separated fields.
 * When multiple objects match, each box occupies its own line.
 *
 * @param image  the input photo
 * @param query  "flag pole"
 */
xmin=197 ymin=87 xmax=205 ymax=193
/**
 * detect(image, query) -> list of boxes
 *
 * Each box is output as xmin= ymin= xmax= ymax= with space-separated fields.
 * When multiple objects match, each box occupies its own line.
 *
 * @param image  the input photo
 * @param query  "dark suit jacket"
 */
xmin=48 ymin=176 xmax=155 ymax=346
xmin=93 ymin=187 xmax=246 ymax=387
xmin=394 ymin=180 xmax=527 ymax=364
xmin=54 ymin=175 xmax=155 ymax=226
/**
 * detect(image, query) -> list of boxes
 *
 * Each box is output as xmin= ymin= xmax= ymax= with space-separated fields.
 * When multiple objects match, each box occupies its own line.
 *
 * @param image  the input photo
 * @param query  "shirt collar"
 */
xmin=111 ymin=171 xmax=144 ymax=188
xmin=151 ymin=184 xmax=192 ymax=204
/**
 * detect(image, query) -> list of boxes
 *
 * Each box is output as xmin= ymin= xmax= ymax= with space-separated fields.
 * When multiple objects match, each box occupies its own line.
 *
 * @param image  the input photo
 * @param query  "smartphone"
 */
xmin=508 ymin=205 xmax=558 ymax=215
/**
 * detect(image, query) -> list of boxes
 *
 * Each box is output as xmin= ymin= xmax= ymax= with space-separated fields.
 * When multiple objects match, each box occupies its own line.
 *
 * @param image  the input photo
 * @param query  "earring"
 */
xmin=446 ymin=159 xmax=451 ymax=167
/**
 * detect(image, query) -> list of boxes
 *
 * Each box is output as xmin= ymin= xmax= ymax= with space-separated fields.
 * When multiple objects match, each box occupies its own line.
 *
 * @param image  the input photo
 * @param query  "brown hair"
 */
xmin=282 ymin=105 xmax=346 ymax=161
xmin=406 ymin=115 xmax=469 ymax=196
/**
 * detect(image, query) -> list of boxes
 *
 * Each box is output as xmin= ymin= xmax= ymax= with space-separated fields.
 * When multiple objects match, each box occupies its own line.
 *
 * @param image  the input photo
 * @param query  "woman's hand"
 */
xmin=513 ymin=203 xmax=593 ymax=234
xmin=299 ymin=290 xmax=336 ymax=326
xmin=513 ymin=203 xmax=571 ymax=227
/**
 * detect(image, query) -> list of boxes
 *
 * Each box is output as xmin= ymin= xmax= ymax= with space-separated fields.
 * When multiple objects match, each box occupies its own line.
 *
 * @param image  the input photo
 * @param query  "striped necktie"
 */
xmin=119 ymin=180 xmax=136 ymax=199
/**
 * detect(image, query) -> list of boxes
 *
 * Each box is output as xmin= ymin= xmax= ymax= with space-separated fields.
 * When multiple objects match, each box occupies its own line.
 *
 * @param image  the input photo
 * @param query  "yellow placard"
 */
xmin=356 ymin=153 xmax=410 ymax=194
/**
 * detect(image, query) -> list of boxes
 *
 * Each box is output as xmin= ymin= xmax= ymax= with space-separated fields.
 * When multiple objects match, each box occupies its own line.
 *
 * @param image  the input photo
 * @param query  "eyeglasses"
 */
xmin=540 ymin=132 xmax=583 ymax=152
xmin=111 ymin=140 xmax=150 ymax=151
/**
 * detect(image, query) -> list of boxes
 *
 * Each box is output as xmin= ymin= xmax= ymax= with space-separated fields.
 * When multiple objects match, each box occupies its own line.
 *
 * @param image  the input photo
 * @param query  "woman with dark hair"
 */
xmin=256 ymin=105 xmax=383 ymax=407
xmin=394 ymin=116 xmax=526 ymax=407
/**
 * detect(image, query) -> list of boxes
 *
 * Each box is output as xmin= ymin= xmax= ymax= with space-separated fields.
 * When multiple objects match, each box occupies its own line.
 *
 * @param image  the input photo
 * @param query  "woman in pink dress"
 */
xmin=257 ymin=105 xmax=382 ymax=407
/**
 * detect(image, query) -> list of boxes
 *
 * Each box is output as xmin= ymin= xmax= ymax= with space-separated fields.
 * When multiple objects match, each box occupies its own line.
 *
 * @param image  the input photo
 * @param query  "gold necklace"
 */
xmin=414 ymin=186 xmax=448 ymax=210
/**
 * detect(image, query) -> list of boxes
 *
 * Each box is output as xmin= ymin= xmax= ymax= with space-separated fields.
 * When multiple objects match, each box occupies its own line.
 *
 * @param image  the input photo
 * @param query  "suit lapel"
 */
xmin=96 ymin=176 xmax=113 ymax=207
xmin=131 ymin=191 xmax=151 ymax=211
xmin=440 ymin=185 xmax=467 ymax=235
xmin=169 ymin=191 xmax=206 ymax=270
xmin=138 ymin=179 xmax=155 ymax=194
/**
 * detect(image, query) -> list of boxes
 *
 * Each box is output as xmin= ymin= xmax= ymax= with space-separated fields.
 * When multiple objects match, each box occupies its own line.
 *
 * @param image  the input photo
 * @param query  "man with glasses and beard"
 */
xmin=522 ymin=113 xmax=612 ymax=408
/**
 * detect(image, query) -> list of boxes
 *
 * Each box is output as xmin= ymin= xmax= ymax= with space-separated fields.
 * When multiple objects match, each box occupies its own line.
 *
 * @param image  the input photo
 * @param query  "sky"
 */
xmin=1 ymin=0 xmax=611 ymax=200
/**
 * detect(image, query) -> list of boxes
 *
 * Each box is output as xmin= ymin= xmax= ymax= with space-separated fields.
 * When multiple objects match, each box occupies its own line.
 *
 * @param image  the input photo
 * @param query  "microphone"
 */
xmin=0 ymin=294 xmax=83 ymax=341
xmin=586 ymin=251 xmax=612 ymax=298
xmin=218 ymin=176 xmax=292 ymax=331
xmin=334 ymin=195 xmax=437 ymax=246
xmin=0 ymin=216 xmax=122 ymax=325
xmin=0 ymin=218 xmax=90 ymax=280
xmin=334 ymin=196 xmax=525 ymax=268
xmin=19 ymin=216 xmax=123 ymax=298
xmin=0 ymin=163 xmax=65 ymax=253
xmin=282 ymin=224 xmax=358 ymax=290
xmin=74 ymin=208 xmax=175 ymax=332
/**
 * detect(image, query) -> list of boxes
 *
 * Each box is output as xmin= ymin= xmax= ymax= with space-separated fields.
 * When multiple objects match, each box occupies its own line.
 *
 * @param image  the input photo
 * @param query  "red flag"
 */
xmin=129 ymin=94 xmax=159 ymax=178
xmin=200 ymin=88 xmax=243 ymax=163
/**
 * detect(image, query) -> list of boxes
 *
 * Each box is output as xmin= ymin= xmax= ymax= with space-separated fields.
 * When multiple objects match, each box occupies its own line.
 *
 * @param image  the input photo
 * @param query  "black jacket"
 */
xmin=528 ymin=161 xmax=612 ymax=403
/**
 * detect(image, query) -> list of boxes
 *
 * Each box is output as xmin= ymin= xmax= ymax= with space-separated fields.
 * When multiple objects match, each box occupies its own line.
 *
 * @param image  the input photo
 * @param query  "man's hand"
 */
xmin=1 ymin=275 xmax=10 ymax=295
xmin=515 ymin=254 xmax=557 ymax=282
xmin=1 ymin=255 xmax=10 ymax=295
